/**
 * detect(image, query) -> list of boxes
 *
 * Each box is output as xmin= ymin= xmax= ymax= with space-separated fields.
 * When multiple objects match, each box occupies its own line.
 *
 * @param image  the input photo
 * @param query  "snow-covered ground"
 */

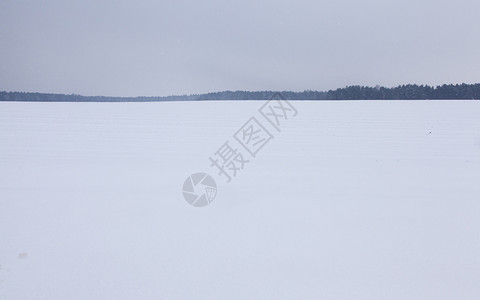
xmin=1 ymin=100 xmax=480 ymax=299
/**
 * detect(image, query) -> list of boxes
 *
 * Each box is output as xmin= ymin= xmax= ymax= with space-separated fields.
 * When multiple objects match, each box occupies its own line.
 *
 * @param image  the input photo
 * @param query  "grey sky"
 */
xmin=1 ymin=0 xmax=479 ymax=97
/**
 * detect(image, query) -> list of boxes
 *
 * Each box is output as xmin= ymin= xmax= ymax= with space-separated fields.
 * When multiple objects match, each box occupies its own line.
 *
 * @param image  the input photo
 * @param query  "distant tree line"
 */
xmin=1 ymin=83 xmax=480 ymax=102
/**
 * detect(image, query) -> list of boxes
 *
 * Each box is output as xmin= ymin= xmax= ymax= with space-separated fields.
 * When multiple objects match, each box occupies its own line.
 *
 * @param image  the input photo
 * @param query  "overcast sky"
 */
xmin=1 ymin=0 xmax=479 ymax=97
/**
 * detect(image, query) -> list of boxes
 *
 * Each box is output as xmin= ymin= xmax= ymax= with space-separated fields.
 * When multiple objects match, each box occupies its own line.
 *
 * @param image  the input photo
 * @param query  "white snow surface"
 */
xmin=1 ymin=100 xmax=480 ymax=299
